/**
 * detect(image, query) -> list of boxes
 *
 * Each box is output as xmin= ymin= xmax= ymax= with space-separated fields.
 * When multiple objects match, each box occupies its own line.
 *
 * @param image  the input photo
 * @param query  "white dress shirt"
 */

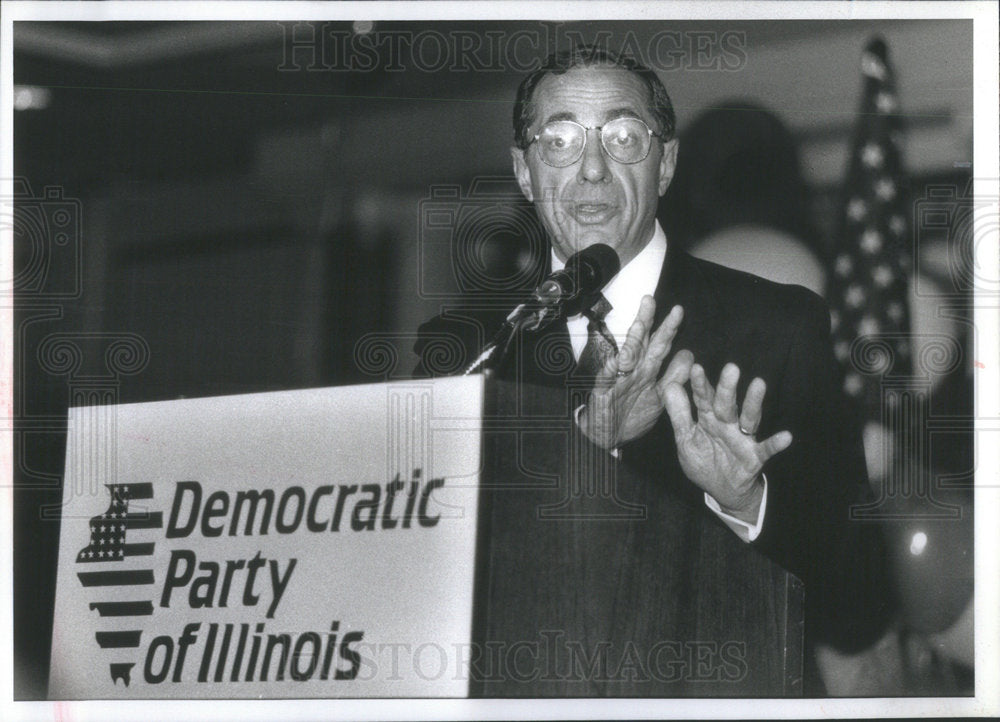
xmin=552 ymin=221 xmax=767 ymax=542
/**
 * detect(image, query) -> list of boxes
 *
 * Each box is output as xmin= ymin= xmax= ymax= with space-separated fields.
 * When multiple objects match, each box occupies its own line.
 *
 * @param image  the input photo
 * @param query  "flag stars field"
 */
xmin=847 ymin=197 xmax=868 ymax=221
xmin=876 ymin=90 xmax=898 ymax=113
xmin=872 ymin=265 xmax=894 ymax=288
xmin=860 ymin=228 xmax=883 ymax=254
xmin=836 ymin=254 xmax=854 ymax=277
xmin=862 ymin=142 xmax=885 ymax=168
xmin=845 ymin=285 xmax=867 ymax=308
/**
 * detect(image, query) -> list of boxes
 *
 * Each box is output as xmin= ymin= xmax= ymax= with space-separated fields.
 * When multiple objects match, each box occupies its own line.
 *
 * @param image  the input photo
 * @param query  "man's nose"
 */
xmin=578 ymin=128 xmax=610 ymax=183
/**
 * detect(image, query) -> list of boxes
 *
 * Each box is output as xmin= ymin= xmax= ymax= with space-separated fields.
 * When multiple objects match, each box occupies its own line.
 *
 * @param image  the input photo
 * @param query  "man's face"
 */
xmin=511 ymin=66 xmax=678 ymax=267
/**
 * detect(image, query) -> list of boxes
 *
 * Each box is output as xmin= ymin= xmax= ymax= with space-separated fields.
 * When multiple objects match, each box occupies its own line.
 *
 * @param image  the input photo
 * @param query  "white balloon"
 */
xmin=689 ymin=224 xmax=826 ymax=296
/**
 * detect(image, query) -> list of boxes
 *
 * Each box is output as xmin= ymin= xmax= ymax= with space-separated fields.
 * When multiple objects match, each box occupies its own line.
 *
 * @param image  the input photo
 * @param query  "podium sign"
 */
xmin=49 ymin=376 xmax=485 ymax=699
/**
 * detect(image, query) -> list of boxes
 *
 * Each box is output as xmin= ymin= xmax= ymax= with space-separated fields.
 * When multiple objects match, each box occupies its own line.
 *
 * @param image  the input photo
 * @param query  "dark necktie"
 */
xmin=574 ymin=294 xmax=618 ymax=378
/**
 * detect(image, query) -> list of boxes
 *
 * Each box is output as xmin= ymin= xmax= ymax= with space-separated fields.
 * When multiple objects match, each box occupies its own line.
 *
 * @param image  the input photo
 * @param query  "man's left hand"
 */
xmin=662 ymin=361 xmax=793 ymax=523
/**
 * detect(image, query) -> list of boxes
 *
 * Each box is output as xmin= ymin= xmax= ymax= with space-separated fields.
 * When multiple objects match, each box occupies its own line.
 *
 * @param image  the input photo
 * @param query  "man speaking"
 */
xmin=416 ymin=45 xmax=887 ymax=686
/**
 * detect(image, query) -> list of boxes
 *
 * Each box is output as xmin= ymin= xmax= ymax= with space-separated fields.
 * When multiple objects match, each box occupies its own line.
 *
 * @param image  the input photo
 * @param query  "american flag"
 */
xmin=827 ymin=36 xmax=913 ymax=419
xmin=78 ymin=485 xmax=130 ymax=562
xmin=76 ymin=482 xmax=160 ymax=686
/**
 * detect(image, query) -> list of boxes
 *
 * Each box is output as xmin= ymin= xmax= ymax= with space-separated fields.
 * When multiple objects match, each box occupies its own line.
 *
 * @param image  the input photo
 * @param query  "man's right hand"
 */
xmin=578 ymin=297 xmax=690 ymax=449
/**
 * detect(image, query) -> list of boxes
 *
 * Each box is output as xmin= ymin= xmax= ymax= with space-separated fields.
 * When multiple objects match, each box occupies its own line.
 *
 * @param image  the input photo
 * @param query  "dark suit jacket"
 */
xmin=415 ymin=242 xmax=891 ymax=649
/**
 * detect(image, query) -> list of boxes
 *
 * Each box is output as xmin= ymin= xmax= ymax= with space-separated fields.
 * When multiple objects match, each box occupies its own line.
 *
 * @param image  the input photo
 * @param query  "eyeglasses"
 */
xmin=527 ymin=117 xmax=663 ymax=168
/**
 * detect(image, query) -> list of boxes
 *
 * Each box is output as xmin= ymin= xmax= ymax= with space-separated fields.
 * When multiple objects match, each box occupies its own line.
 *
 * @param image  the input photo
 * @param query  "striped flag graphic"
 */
xmin=75 ymin=482 xmax=160 ymax=687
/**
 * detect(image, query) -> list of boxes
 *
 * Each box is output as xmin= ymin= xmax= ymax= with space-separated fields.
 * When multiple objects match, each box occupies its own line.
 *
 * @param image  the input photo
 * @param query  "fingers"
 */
xmin=690 ymin=363 xmax=714 ymax=415
xmin=658 ymin=349 xmax=693 ymax=391
xmin=660 ymin=353 xmax=794 ymax=467
xmin=739 ymin=377 xmax=767 ymax=435
xmin=758 ymin=430 xmax=793 ymax=460
xmin=665 ymin=357 xmax=788 ymax=458
xmin=644 ymin=305 xmax=684 ymax=372
xmin=663 ymin=381 xmax=694 ymax=438
xmin=618 ymin=295 xmax=656 ymax=372
xmin=713 ymin=363 xmax=740 ymax=424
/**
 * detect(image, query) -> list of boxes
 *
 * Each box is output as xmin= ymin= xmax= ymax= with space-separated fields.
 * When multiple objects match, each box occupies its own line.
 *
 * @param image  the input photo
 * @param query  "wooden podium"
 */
xmin=49 ymin=374 xmax=801 ymax=698
xmin=471 ymin=378 xmax=804 ymax=697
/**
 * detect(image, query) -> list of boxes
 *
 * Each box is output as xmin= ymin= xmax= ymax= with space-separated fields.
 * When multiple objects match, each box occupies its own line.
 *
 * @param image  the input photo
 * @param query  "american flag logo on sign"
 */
xmin=75 ymin=482 xmax=161 ymax=687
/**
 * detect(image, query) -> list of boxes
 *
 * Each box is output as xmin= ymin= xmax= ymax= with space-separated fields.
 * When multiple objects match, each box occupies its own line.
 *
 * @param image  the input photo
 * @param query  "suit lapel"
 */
xmin=655 ymin=244 xmax=732 ymax=378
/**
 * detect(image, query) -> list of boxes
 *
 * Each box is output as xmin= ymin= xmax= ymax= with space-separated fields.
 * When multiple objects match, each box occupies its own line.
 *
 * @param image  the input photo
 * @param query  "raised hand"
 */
xmin=661 ymin=361 xmax=793 ymax=522
xmin=579 ymin=297 xmax=687 ymax=449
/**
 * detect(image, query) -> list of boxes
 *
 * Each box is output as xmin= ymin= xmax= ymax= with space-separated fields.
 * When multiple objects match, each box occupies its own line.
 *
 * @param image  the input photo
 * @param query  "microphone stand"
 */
xmin=462 ymin=301 xmax=560 ymax=375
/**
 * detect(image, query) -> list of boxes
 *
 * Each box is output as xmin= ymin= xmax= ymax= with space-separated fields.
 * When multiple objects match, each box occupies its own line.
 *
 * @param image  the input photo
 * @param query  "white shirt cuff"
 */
xmin=704 ymin=474 xmax=768 ymax=543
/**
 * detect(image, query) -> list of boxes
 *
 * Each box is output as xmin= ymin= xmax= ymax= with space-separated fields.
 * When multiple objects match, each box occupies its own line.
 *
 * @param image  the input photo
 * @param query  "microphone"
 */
xmin=463 ymin=243 xmax=620 ymax=375
xmin=532 ymin=243 xmax=621 ymax=321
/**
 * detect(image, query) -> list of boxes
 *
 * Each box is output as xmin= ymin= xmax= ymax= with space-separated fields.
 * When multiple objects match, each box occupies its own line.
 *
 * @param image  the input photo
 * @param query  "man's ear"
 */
xmin=658 ymin=138 xmax=679 ymax=196
xmin=511 ymin=146 xmax=534 ymax=202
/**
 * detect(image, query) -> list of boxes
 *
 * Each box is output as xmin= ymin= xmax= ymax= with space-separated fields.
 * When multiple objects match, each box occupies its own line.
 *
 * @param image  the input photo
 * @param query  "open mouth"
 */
xmin=571 ymin=202 xmax=617 ymax=223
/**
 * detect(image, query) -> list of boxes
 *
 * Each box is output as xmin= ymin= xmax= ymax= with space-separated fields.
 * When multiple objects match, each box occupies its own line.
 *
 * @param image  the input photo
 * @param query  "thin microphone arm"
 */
xmin=461 ymin=315 xmax=522 ymax=376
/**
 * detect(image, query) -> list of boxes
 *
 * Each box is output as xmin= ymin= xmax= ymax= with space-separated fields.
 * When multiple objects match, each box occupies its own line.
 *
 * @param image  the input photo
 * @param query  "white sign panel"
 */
xmin=49 ymin=376 xmax=485 ymax=698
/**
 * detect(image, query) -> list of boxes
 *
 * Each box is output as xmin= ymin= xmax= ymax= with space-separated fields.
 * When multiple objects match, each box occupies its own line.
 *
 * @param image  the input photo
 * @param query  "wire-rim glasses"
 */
xmin=527 ymin=117 xmax=663 ymax=167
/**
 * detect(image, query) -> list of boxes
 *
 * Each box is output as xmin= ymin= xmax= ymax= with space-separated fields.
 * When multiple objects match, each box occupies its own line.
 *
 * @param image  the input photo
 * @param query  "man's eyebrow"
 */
xmin=540 ymin=111 xmax=577 ymax=125
xmin=538 ymin=108 xmax=645 ymax=127
xmin=604 ymin=107 xmax=645 ymax=122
